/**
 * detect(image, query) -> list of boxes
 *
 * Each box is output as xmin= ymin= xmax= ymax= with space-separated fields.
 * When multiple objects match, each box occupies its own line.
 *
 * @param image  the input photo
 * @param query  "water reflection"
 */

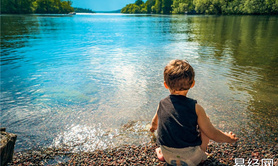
xmin=52 ymin=121 xmax=152 ymax=152
xmin=176 ymin=15 xmax=278 ymax=142
xmin=1 ymin=15 xmax=39 ymax=69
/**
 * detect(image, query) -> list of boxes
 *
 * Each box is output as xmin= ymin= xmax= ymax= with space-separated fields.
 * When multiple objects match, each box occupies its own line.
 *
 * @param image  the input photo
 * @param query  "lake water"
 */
xmin=1 ymin=14 xmax=277 ymax=152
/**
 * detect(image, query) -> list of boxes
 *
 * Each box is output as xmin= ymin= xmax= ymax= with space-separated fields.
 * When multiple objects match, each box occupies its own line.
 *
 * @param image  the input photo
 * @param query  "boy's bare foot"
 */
xmin=156 ymin=148 xmax=165 ymax=161
xmin=200 ymin=152 xmax=209 ymax=163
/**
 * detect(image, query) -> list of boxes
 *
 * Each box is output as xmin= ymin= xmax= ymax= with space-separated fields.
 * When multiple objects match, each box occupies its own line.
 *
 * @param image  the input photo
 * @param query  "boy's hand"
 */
xmin=226 ymin=131 xmax=238 ymax=143
xmin=150 ymin=124 xmax=157 ymax=133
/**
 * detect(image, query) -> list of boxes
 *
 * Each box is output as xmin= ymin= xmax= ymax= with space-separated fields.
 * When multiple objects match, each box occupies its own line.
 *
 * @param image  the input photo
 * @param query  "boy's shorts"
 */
xmin=160 ymin=145 xmax=207 ymax=166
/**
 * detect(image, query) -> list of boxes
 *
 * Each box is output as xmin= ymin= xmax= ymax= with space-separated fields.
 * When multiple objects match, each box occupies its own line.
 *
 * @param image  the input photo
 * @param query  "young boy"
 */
xmin=150 ymin=59 xmax=238 ymax=166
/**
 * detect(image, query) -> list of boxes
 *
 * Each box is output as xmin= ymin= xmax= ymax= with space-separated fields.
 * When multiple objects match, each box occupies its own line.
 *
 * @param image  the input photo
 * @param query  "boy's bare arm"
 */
xmin=196 ymin=104 xmax=238 ymax=143
xmin=150 ymin=106 xmax=159 ymax=132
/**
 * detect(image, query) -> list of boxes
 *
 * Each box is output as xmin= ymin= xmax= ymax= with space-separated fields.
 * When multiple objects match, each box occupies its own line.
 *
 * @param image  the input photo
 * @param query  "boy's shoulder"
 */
xmin=159 ymin=95 xmax=171 ymax=103
xmin=160 ymin=95 xmax=197 ymax=104
xmin=160 ymin=95 xmax=171 ymax=100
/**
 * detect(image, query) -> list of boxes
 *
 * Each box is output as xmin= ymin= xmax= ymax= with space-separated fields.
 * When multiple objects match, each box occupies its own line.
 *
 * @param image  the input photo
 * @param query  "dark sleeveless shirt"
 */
xmin=157 ymin=95 xmax=202 ymax=148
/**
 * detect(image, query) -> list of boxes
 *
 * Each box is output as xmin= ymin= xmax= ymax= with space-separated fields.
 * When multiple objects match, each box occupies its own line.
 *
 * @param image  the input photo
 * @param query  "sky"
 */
xmin=71 ymin=0 xmax=137 ymax=11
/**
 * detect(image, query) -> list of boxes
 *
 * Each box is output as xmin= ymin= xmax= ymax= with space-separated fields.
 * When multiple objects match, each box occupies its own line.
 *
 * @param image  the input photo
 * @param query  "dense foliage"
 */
xmin=0 ymin=0 xmax=74 ymax=14
xmin=74 ymin=7 xmax=95 ymax=13
xmin=121 ymin=0 xmax=278 ymax=14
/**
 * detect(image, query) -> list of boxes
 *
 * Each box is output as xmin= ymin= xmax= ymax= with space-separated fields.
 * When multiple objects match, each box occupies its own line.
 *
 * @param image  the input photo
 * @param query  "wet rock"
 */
xmin=0 ymin=128 xmax=17 ymax=166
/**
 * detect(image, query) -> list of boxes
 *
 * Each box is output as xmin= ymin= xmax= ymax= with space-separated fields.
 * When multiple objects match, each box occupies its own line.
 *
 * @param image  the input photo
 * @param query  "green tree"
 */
xmin=35 ymin=0 xmax=73 ymax=14
xmin=172 ymin=0 xmax=194 ymax=14
xmin=140 ymin=3 xmax=148 ymax=13
xmin=120 ymin=0 xmax=278 ymax=14
xmin=74 ymin=7 xmax=95 ymax=13
xmin=153 ymin=0 xmax=162 ymax=13
xmin=193 ymin=0 xmax=207 ymax=14
xmin=242 ymin=0 xmax=278 ymax=14
xmin=243 ymin=0 xmax=262 ymax=14
xmin=145 ymin=0 xmax=156 ymax=13
xmin=121 ymin=4 xmax=132 ymax=13
xmin=221 ymin=0 xmax=244 ymax=14
xmin=135 ymin=0 xmax=144 ymax=6
xmin=121 ymin=4 xmax=141 ymax=13
xmin=132 ymin=4 xmax=141 ymax=13
xmin=60 ymin=0 xmax=74 ymax=13
xmin=35 ymin=0 xmax=48 ymax=13
xmin=162 ymin=0 xmax=173 ymax=14
xmin=1 ymin=0 xmax=35 ymax=14
xmin=193 ymin=0 xmax=225 ymax=14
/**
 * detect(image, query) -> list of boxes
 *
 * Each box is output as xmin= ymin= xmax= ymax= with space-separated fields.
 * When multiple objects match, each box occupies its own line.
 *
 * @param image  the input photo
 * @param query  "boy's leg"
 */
xmin=156 ymin=147 xmax=165 ymax=161
xmin=200 ymin=129 xmax=209 ymax=152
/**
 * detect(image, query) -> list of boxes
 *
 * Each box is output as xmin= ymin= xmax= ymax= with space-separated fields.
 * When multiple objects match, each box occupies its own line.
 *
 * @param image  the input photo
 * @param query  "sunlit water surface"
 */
xmin=1 ymin=14 xmax=277 ymax=152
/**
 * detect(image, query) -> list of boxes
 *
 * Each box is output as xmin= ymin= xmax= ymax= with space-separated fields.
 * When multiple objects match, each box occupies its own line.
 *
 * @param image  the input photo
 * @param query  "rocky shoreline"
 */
xmin=9 ymin=140 xmax=277 ymax=166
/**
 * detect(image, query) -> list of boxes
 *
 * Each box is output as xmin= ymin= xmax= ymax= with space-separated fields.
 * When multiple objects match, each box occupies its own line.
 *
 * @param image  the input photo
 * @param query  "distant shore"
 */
xmin=10 ymin=140 xmax=277 ymax=165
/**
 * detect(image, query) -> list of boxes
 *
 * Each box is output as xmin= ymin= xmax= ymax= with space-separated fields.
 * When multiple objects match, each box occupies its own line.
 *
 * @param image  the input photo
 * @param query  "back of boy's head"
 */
xmin=164 ymin=59 xmax=195 ymax=91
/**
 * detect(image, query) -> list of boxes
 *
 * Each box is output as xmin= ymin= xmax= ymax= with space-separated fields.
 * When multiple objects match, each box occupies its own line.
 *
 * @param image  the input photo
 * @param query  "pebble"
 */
xmin=9 ymin=141 xmax=278 ymax=166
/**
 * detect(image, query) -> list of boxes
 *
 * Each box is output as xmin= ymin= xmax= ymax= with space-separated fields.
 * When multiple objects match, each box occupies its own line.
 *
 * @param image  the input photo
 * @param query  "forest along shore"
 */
xmin=10 ymin=141 xmax=277 ymax=165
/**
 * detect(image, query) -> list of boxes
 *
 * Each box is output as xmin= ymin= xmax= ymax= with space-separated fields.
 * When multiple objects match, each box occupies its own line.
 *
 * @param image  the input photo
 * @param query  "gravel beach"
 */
xmin=10 ymin=140 xmax=277 ymax=166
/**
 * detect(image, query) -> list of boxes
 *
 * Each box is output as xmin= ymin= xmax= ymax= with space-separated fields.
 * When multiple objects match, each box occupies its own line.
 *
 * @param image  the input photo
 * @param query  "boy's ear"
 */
xmin=190 ymin=80 xmax=195 ymax=88
xmin=164 ymin=82 xmax=169 ymax=89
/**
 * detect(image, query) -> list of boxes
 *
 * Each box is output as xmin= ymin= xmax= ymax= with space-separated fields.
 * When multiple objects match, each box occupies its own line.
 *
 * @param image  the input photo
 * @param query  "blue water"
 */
xmin=1 ymin=14 xmax=277 ymax=152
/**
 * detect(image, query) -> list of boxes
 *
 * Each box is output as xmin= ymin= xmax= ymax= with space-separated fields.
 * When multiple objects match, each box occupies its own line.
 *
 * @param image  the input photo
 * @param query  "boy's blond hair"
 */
xmin=164 ymin=59 xmax=195 ymax=91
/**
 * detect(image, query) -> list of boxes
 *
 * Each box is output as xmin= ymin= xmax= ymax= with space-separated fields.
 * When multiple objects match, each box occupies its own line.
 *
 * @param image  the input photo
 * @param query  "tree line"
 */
xmin=121 ymin=0 xmax=278 ymax=14
xmin=73 ymin=7 xmax=95 ymax=13
xmin=1 ymin=0 xmax=74 ymax=14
